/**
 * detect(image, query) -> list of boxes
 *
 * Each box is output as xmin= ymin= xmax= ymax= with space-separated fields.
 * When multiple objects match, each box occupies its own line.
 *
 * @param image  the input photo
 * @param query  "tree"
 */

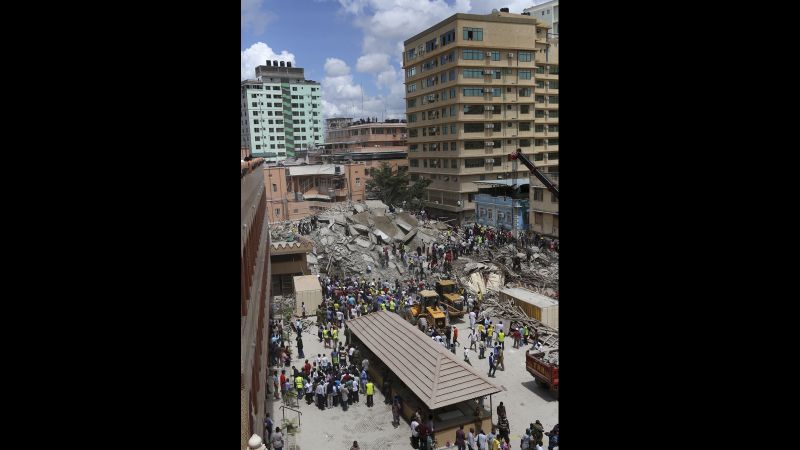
xmin=365 ymin=163 xmax=431 ymax=209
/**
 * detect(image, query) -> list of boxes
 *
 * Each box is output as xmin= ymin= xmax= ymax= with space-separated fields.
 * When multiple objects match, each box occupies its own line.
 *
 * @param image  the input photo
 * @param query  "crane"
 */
xmin=508 ymin=148 xmax=559 ymax=199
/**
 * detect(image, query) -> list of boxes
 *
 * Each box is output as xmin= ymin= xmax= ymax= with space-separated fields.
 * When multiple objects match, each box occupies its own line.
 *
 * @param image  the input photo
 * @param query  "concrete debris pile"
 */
xmin=488 ymin=244 xmax=559 ymax=292
xmin=542 ymin=350 xmax=559 ymax=366
xmin=454 ymin=261 xmax=505 ymax=297
xmin=292 ymin=202 xmax=451 ymax=281
xmin=479 ymin=294 xmax=558 ymax=349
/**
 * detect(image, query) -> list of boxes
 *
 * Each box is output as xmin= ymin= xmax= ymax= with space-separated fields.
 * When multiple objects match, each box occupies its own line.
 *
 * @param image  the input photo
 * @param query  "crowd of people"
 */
xmin=262 ymin=215 xmax=560 ymax=449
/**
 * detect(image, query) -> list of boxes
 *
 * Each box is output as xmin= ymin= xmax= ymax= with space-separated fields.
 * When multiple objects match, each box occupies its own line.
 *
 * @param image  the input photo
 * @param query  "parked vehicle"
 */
xmin=526 ymin=349 xmax=559 ymax=391
xmin=435 ymin=280 xmax=465 ymax=318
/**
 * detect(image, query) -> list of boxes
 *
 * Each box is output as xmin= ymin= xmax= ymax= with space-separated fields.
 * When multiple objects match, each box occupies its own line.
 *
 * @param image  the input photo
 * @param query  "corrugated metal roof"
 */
xmin=346 ymin=311 xmax=501 ymax=410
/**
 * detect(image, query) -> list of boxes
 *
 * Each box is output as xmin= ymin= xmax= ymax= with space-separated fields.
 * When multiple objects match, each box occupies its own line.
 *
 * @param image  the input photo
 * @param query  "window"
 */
xmin=425 ymin=38 xmax=437 ymax=52
xmin=492 ymin=88 xmax=502 ymax=97
xmin=451 ymin=159 xmax=459 ymax=168
xmin=548 ymin=125 xmax=559 ymax=132
xmin=423 ymin=159 xmax=428 ymax=167
xmin=462 ymin=49 xmax=483 ymax=60
xmin=494 ymin=70 xmax=502 ymax=79
xmin=408 ymin=98 xmax=416 ymax=108
xmin=409 ymin=129 xmax=418 ymax=137
xmin=520 ymin=139 xmax=531 ymax=147
xmin=548 ymin=138 xmax=559 ymax=146
xmin=251 ymin=102 xmax=257 ymax=107
xmin=356 ymin=178 xmax=361 ymax=185
xmin=549 ymin=66 xmax=559 ymax=75
xmin=492 ymin=51 xmax=500 ymax=61
xmin=463 ymin=104 xmax=483 ymax=114
xmin=449 ymin=70 xmax=456 ymax=81
xmin=464 ymin=141 xmax=484 ymax=150
xmin=550 ymin=110 xmax=559 ymax=118
xmin=464 ymin=123 xmax=484 ymax=133
xmin=549 ymin=95 xmax=559 ymax=104
xmin=534 ymin=153 xmax=544 ymax=161
xmin=408 ymin=113 xmax=417 ymax=123
xmin=451 ymin=124 xmax=456 ymax=134
xmin=464 ymin=69 xmax=483 ymax=78
xmin=275 ymin=208 xmax=281 ymax=216
xmin=551 ymin=193 xmax=558 ymax=203
xmin=518 ymin=52 xmax=532 ymax=62
xmin=251 ymin=94 xmax=257 ymax=98
xmin=521 ymin=105 xmax=530 ymax=114
xmin=535 ymin=139 xmax=544 ymax=146
xmin=272 ymin=183 xmax=277 ymax=192
xmin=463 ymin=27 xmax=483 ymax=41
xmin=535 ymin=110 xmax=545 ymax=118
xmin=520 ymin=88 xmax=532 ymax=97
xmin=410 ymin=159 xmax=419 ymax=167
xmin=254 ymin=127 xmax=260 ymax=132
xmin=549 ymin=80 xmax=559 ymax=89
xmin=406 ymin=48 xmax=416 ymax=60
xmin=440 ymin=29 xmax=455 ymax=46
xmin=535 ymin=66 xmax=546 ymax=74
xmin=410 ymin=144 xmax=418 ymax=152
xmin=533 ymin=188 xmax=544 ymax=201
xmin=535 ymin=124 xmax=545 ymax=132
xmin=407 ymin=83 xmax=417 ymax=93
xmin=465 ymin=158 xmax=485 ymax=168
xmin=463 ymin=87 xmax=483 ymax=96
xmin=519 ymin=70 xmax=532 ymax=80
xmin=440 ymin=72 xmax=447 ymax=83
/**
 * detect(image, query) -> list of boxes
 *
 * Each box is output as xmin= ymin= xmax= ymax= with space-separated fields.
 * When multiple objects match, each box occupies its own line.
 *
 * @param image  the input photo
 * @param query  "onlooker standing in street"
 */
xmin=410 ymin=416 xmax=420 ymax=449
xmin=271 ymin=427 xmax=284 ymax=450
xmin=365 ymin=379 xmax=375 ymax=407
xmin=455 ymin=424 xmax=466 ymax=450
xmin=487 ymin=351 xmax=497 ymax=377
xmin=467 ymin=427 xmax=476 ymax=450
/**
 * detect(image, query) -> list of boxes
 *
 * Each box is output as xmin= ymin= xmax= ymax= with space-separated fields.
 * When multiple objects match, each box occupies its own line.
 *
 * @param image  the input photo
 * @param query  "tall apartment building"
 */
xmin=241 ymin=61 xmax=324 ymax=163
xmin=324 ymin=117 xmax=409 ymax=176
xmin=241 ymin=158 xmax=272 ymax=448
xmin=524 ymin=0 xmax=559 ymax=36
xmin=403 ymin=9 xmax=557 ymax=222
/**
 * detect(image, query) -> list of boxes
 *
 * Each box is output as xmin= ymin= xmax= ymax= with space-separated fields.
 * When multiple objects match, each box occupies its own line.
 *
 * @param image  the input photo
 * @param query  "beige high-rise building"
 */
xmin=403 ymin=9 xmax=558 ymax=223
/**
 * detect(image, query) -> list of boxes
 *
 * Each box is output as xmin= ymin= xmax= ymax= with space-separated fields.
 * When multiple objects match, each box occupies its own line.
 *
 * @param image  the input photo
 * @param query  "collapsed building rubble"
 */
xmin=268 ymin=200 xmax=559 ymax=358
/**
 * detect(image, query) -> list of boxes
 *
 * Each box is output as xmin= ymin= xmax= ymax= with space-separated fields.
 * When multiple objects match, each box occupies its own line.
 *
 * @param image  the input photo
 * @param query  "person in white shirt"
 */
xmin=410 ymin=418 xmax=420 ymax=449
xmin=477 ymin=430 xmax=487 ymax=450
xmin=469 ymin=330 xmax=478 ymax=350
xmin=467 ymin=428 xmax=476 ymax=450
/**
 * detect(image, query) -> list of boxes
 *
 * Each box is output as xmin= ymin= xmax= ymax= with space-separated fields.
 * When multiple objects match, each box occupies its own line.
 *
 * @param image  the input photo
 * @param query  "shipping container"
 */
xmin=293 ymin=275 xmax=323 ymax=317
xmin=499 ymin=287 xmax=558 ymax=329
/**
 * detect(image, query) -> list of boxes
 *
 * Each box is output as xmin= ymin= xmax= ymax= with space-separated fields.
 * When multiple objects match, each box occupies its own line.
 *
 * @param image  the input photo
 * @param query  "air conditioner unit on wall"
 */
xmin=508 ymin=53 xmax=514 ymax=58
xmin=486 ymin=52 xmax=492 ymax=57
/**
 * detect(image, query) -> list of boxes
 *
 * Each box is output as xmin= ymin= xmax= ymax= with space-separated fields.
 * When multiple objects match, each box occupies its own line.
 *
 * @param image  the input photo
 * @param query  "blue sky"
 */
xmin=241 ymin=0 xmax=542 ymax=119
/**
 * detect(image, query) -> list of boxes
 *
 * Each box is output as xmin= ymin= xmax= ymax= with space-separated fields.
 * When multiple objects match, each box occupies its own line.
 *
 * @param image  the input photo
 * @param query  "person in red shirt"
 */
xmin=303 ymin=360 xmax=312 ymax=376
xmin=279 ymin=370 xmax=287 ymax=391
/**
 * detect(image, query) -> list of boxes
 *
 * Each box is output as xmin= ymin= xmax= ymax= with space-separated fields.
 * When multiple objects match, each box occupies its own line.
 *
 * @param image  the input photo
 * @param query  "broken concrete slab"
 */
xmin=348 ymin=225 xmax=359 ymax=236
xmin=352 ymin=224 xmax=370 ymax=234
xmin=395 ymin=212 xmax=419 ymax=230
xmin=350 ymin=212 xmax=371 ymax=227
xmin=371 ymin=215 xmax=403 ymax=241
xmin=369 ymin=233 xmax=377 ymax=244
xmin=400 ymin=228 xmax=418 ymax=244
xmin=365 ymin=200 xmax=389 ymax=211
xmin=355 ymin=238 xmax=371 ymax=248
xmin=306 ymin=254 xmax=318 ymax=264
xmin=353 ymin=203 xmax=366 ymax=213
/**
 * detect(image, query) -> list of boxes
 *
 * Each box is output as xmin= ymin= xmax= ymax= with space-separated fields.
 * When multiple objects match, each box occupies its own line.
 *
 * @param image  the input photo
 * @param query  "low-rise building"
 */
xmin=473 ymin=178 xmax=529 ymax=233
xmin=324 ymin=117 xmax=409 ymax=177
xmin=264 ymin=163 xmax=367 ymax=223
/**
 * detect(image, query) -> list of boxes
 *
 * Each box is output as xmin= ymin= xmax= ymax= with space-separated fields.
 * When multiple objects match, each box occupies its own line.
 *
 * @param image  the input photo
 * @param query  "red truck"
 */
xmin=526 ymin=350 xmax=559 ymax=391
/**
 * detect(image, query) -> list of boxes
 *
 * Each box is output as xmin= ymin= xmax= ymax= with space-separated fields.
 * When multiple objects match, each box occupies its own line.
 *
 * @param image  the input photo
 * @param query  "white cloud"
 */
xmin=324 ymin=58 xmax=351 ymax=77
xmin=356 ymin=53 xmax=390 ymax=74
xmin=241 ymin=0 xmax=276 ymax=35
xmin=241 ymin=42 xmax=296 ymax=80
xmin=329 ymin=1 xmax=538 ymax=119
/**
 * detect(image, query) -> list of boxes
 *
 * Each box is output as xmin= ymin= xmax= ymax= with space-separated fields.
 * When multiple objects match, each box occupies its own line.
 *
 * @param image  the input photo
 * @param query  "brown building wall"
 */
xmin=241 ymin=166 xmax=272 ymax=444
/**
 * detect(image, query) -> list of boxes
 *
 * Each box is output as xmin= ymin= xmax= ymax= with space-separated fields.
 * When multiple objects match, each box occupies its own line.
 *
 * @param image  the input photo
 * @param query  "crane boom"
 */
xmin=508 ymin=148 xmax=559 ymax=199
